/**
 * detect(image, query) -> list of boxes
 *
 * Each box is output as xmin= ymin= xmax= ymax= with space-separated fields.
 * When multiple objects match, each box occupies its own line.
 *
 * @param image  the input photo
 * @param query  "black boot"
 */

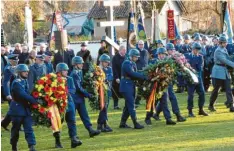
xmin=71 ymin=136 xmax=82 ymax=148
xmin=119 ymin=118 xmax=131 ymax=128
xmin=29 ymin=145 xmax=36 ymax=151
xmin=1 ymin=114 xmax=11 ymax=131
xmin=103 ymin=123 xmax=113 ymax=132
xmin=176 ymin=113 xmax=186 ymax=122
xmin=198 ymin=108 xmax=209 ymax=116
xmin=132 ymin=119 xmax=144 ymax=129
xmin=188 ymin=109 xmax=196 ymax=117
xmin=152 ymin=114 xmax=160 ymax=121
xmin=230 ymin=107 xmax=234 ymax=112
xmin=88 ymin=127 xmax=101 ymax=137
xmin=145 ymin=112 xmax=152 ymax=125
xmin=166 ymin=119 xmax=176 ymax=125
xmin=97 ymin=124 xmax=103 ymax=131
xmin=208 ymin=105 xmax=216 ymax=112
xmin=53 ymin=132 xmax=63 ymax=148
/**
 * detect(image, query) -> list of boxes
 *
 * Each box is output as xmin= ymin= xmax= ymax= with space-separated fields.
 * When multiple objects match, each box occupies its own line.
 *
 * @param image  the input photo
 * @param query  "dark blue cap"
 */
xmin=7 ymin=54 xmax=19 ymax=60
xmin=36 ymin=55 xmax=45 ymax=60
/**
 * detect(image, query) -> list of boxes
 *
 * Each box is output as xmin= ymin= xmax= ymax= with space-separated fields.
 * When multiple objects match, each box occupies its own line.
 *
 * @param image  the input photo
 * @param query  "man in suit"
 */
xmin=9 ymin=64 xmax=38 ymax=151
xmin=119 ymin=49 xmax=148 ymax=129
xmin=208 ymin=36 xmax=234 ymax=112
xmin=112 ymin=45 xmax=126 ymax=109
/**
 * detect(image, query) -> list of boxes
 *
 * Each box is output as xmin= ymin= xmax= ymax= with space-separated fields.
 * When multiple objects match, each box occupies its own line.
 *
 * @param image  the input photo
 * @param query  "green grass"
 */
xmin=1 ymin=92 xmax=234 ymax=151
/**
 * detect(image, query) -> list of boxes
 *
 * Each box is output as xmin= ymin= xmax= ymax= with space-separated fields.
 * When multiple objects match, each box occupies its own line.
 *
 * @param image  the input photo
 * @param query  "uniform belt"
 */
xmin=216 ymin=63 xmax=226 ymax=67
xmin=121 ymin=76 xmax=131 ymax=80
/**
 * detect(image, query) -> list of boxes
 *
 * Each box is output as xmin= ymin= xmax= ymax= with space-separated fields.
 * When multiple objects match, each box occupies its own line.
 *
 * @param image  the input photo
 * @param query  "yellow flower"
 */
xmin=50 ymin=73 xmax=57 ymax=78
xmin=51 ymin=82 xmax=57 ymax=87
xmin=39 ymin=93 xmax=42 ymax=96
xmin=35 ymin=84 xmax=38 ymax=88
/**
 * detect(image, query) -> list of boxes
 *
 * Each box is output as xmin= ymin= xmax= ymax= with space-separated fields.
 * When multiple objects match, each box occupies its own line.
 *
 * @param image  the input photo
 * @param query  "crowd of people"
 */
xmin=1 ymin=32 xmax=234 ymax=151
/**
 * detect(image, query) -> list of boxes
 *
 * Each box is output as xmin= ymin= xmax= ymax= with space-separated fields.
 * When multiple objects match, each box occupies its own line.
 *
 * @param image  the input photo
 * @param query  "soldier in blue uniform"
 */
xmin=1 ymin=54 xmax=18 ymax=131
xmin=184 ymin=42 xmax=209 ymax=117
xmin=28 ymin=55 xmax=47 ymax=93
xmin=181 ymin=34 xmax=192 ymax=54
xmin=44 ymin=51 xmax=54 ymax=74
xmin=150 ymin=40 xmax=164 ymax=60
xmin=175 ymin=35 xmax=183 ymax=53
xmin=208 ymin=36 xmax=234 ymax=112
xmin=146 ymin=48 xmax=176 ymax=125
xmin=119 ymin=49 xmax=148 ymax=129
xmin=97 ymin=54 xmax=113 ymax=132
xmin=9 ymin=64 xmax=37 ymax=151
xmin=54 ymin=63 xmax=82 ymax=148
xmin=70 ymin=56 xmax=101 ymax=137
xmin=153 ymin=43 xmax=186 ymax=122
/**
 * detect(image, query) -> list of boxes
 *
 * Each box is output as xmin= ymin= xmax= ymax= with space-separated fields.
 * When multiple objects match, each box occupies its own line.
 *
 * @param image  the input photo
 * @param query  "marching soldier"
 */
xmin=119 ymin=49 xmax=148 ymax=129
xmin=1 ymin=54 xmax=18 ymax=131
xmin=54 ymin=63 xmax=82 ymax=148
xmin=208 ymin=36 xmax=234 ymax=112
xmin=184 ymin=42 xmax=209 ymax=117
xmin=9 ymin=64 xmax=38 ymax=151
xmin=97 ymin=54 xmax=113 ymax=132
xmin=70 ymin=56 xmax=101 ymax=137
xmin=28 ymin=55 xmax=47 ymax=93
xmin=175 ymin=35 xmax=183 ymax=53
xmin=146 ymin=47 xmax=177 ymax=125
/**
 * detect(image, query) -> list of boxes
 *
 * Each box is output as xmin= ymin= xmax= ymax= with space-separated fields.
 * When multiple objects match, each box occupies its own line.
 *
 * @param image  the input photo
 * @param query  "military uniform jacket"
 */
xmin=9 ymin=78 xmax=37 ymax=116
xmin=119 ymin=60 xmax=146 ymax=93
xmin=66 ymin=76 xmax=76 ymax=112
xmin=28 ymin=63 xmax=47 ymax=93
xmin=70 ymin=69 xmax=90 ymax=104
xmin=211 ymin=46 xmax=234 ymax=80
xmin=3 ymin=64 xmax=17 ymax=96
xmin=45 ymin=61 xmax=54 ymax=74
xmin=181 ymin=44 xmax=192 ymax=54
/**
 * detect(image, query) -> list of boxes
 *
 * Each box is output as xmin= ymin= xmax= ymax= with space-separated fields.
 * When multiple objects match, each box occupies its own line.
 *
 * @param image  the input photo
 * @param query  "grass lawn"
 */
xmin=1 ymin=92 xmax=234 ymax=151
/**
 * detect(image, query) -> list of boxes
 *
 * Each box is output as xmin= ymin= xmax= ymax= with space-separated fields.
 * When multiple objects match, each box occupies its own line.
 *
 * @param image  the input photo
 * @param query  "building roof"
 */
xmin=87 ymin=1 xmax=186 ymax=19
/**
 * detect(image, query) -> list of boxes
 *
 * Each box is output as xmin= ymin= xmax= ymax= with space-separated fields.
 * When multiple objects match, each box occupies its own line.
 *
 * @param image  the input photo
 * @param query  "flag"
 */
xmin=114 ymin=26 xmax=117 ymax=44
xmin=223 ymin=2 xmax=233 ymax=44
xmin=174 ymin=21 xmax=180 ymax=38
xmin=127 ymin=10 xmax=136 ymax=51
xmin=154 ymin=10 xmax=161 ymax=41
xmin=167 ymin=10 xmax=175 ymax=41
xmin=137 ymin=8 xmax=148 ymax=50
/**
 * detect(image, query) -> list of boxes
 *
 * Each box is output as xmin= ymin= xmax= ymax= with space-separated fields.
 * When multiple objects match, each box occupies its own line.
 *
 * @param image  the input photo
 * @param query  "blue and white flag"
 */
xmin=223 ymin=3 xmax=233 ymax=44
xmin=127 ymin=10 xmax=136 ymax=51
xmin=137 ymin=8 xmax=148 ymax=50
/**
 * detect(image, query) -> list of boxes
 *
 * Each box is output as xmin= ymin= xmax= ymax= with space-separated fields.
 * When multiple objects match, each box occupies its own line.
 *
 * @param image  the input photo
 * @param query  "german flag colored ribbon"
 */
xmin=146 ymin=82 xmax=158 ymax=112
xmin=49 ymin=104 xmax=62 ymax=132
xmin=99 ymin=82 xmax=105 ymax=111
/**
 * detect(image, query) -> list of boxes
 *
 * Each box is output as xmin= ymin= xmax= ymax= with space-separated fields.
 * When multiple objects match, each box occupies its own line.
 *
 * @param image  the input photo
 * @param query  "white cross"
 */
xmin=99 ymin=0 xmax=125 ymax=56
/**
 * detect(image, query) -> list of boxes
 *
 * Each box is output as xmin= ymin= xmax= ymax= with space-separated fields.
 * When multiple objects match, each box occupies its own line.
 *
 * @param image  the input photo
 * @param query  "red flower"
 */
xmin=46 ymin=74 xmax=51 ymax=79
xmin=54 ymin=93 xmax=60 ymax=99
xmin=47 ymin=111 xmax=52 ymax=118
xmin=44 ymin=86 xmax=50 ymax=92
xmin=57 ymin=73 xmax=62 ymax=77
xmin=57 ymin=86 xmax=64 ymax=91
xmin=51 ymin=87 xmax=57 ymax=91
xmin=32 ymin=104 xmax=38 ymax=109
xmin=44 ymin=95 xmax=50 ymax=101
xmin=32 ymin=91 xmax=39 ymax=98
xmin=65 ymin=87 xmax=68 ymax=93
xmin=47 ymin=99 xmax=54 ymax=107
xmin=57 ymin=77 xmax=63 ymax=83
xmin=46 ymin=79 xmax=52 ymax=85
xmin=37 ymin=79 xmax=44 ymax=85
xmin=39 ymin=107 xmax=45 ymax=113
xmin=59 ymin=108 xmax=64 ymax=113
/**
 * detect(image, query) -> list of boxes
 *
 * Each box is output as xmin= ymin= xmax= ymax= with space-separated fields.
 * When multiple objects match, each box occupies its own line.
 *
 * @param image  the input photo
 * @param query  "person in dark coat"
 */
xmin=53 ymin=50 xmax=72 ymax=73
xmin=97 ymin=40 xmax=108 ymax=65
xmin=135 ymin=40 xmax=149 ymax=106
xmin=44 ymin=51 xmax=54 ymax=74
xmin=76 ymin=42 xmax=93 ymax=75
xmin=18 ymin=45 xmax=29 ymax=64
xmin=12 ymin=43 xmax=22 ymax=55
xmin=37 ymin=43 xmax=46 ymax=55
xmin=66 ymin=44 xmax=75 ymax=61
xmin=112 ymin=45 xmax=126 ymax=109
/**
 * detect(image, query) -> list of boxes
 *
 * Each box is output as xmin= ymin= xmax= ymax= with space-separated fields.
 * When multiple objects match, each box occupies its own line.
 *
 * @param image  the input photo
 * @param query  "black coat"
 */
xmin=76 ymin=49 xmax=93 ymax=73
xmin=18 ymin=53 xmax=29 ymax=64
xmin=97 ymin=46 xmax=108 ymax=65
xmin=112 ymin=53 xmax=125 ymax=80
xmin=53 ymin=51 xmax=72 ymax=72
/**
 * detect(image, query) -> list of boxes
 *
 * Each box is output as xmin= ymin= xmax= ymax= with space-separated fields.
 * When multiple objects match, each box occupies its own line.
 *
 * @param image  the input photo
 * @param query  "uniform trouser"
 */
xmin=74 ymin=101 xmax=92 ymax=130
xmin=10 ymin=116 xmax=36 ymax=147
xmin=112 ymin=81 xmax=120 ymax=107
xmin=155 ymin=92 xmax=172 ymax=120
xmin=121 ymin=92 xmax=136 ymax=121
xmin=177 ymin=75 xmax=185 ymax=87
xmin=210 ymin=78 xmax=234 ymax=106
xmin=97 ymin=107 xmax=107 ymax=124
xmin=65 ymin=101 xmax=77 ymax=138
xmin=187 ymin=82 xmax=205 ymax=110
xmin=2 ymin=100 xmax=12 ymax=128
xmin=203 ymin=68 xmax=211 ymax=91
